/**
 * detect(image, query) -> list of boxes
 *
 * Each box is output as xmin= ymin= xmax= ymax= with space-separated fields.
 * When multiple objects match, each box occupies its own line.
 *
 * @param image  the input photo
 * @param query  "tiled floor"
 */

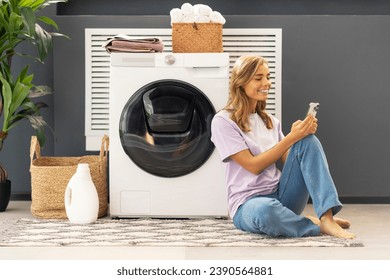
xmin=1 ymin=201 xmax=390 ymax=260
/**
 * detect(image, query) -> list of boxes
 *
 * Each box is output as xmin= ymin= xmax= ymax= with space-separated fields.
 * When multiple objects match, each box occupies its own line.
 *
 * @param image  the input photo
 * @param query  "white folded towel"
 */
xmin=170 ymin=8 xmax=184 ymax=24
xmin=181 ymin=3 xmax=194 ymax=15
xmin=193 ymin=4 xmax=212 ymax=16
xmin=170 ymin=3 xmax=226 ymax=25
xmin=170 ymin=8 xmax=183 ymax=18
xmin=209 ymin=11 xmax=226 ymax=24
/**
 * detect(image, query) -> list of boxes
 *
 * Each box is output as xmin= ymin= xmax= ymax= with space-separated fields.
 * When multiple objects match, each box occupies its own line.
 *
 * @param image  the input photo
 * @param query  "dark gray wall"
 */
xmin=56 ymin=0 xmax=390 ymax=15
xmin=5 ymin=2 xmax=390 ymax=202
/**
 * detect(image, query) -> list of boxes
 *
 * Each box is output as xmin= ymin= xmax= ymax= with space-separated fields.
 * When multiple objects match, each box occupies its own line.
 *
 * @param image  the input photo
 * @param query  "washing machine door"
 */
xmin=119 ymin=79 xmax=216 ymax=177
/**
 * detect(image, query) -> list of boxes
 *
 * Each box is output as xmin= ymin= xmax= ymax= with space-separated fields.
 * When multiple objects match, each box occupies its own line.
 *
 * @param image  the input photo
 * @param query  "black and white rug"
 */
xmin=0 ymin=218 xmax=363 ymax=247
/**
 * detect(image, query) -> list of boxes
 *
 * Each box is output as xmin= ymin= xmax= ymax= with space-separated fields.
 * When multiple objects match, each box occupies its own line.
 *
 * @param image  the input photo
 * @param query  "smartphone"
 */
xmin=307 ymin=102 xmax=319 ymax=117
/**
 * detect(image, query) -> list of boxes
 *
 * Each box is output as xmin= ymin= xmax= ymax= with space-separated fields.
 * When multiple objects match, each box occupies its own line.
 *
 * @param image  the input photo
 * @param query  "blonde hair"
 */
xmin=225 ymin=55 xmax=273 ymax=132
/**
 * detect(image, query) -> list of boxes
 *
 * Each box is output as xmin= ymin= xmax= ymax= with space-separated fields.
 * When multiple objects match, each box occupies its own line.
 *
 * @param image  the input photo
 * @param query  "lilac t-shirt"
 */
xmin=211 ymin=110 xmax=285 ymax=218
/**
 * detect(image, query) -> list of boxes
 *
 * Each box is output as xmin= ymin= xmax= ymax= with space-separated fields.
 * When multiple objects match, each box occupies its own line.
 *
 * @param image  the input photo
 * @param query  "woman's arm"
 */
xmin=230 ymin=115 xmax=317 ymax=175
xmin=280 ymin=149 xmax=290 ymax=165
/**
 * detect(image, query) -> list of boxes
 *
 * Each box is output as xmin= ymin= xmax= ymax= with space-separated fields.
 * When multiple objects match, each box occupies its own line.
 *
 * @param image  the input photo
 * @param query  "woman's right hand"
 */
xmin=289 ymin=115 xmax=318 ymax=142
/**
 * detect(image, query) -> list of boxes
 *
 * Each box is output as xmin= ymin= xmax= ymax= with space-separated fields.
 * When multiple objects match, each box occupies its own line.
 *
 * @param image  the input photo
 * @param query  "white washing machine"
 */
xmin=109 ymin=52 xmax=229 ymax=218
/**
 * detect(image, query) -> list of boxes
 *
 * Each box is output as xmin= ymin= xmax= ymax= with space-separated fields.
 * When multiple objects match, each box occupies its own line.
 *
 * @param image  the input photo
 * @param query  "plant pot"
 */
xmin=0 ymin=180 xmax=11 ymax=212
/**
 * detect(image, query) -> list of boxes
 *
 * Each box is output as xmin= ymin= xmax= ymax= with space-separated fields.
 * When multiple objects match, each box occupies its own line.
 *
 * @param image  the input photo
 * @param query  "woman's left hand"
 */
xmin=309 ymin=116 xmax=318 ymax=134
xmin=289 ymin=115 xmax=318 ymax=141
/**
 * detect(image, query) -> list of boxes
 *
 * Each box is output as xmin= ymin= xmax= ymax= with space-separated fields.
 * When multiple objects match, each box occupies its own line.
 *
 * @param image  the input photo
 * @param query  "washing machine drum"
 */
xmin=119 ymin=79 xmax=216 ymax=178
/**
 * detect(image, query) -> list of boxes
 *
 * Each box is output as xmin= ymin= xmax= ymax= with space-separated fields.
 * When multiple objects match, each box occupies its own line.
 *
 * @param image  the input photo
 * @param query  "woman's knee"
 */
xmin=243 ymin=197 xmax=282 ymax=224
xmin=301 ymin=135 xmax=320 ymax=147
xmin=293 ymin=134 xmax=324 ymax=156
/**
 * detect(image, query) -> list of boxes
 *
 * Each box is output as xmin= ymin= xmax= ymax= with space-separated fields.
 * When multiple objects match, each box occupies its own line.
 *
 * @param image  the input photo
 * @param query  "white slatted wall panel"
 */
xmin=85 ymin=28 xmax=282 ymax=150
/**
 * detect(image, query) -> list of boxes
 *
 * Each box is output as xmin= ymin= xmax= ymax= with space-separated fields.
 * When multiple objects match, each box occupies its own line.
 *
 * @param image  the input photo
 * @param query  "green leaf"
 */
xmin=7 ymin=113 xmax=25 ymax=129
xmin=25 ymin=114 xmax=46 ymax=146
xmin=10 ymin=81 xmax=30 ymax=115
xmin=0 ymin=62 xmax=12 ymax=83
xmin=34 ymin=23 xmax=52 ymax=62
xmin=21 ymin=72 xmax=33 ymax=85
xmin=37 ymin=15 xmax=58 ymax=30
xmin=10 ymin=100 xmax=38 ymax=119
xmin=19 ymin=100 xmax=38 ymax=112
xmin=28 ymin=85 xmax=52 ymax=98
xmin=35 ymin=126 xmax=46 ymax=147
xmin=8 ymin=12 xmax=22 ymax=34
xmin=0 ymin=8 xmax=10 ymax=34
xmin=19 ymin=0 xmax=45 ymax=10
xmin=34 ymin=101 xmax=48 ymax=109
xmin=50 ymin=32 xmax=71 ymax=40
xmin=0 ymin=75 xmax=13 ymax=131
xmin=26 ymin=114 xmax=46 ymax=129
xmin=16 ymin=65 xmax=29 ymax=82
xmin=19 ymin=6 xmax=36 ymax=37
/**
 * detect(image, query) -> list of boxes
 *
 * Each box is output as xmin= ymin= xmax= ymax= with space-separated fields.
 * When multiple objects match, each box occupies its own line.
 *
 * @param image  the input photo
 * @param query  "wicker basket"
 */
xmin=30 ymin=135 xmax=109 ymax=219
xmin=172 ymin=22 xmax=223 ymax=53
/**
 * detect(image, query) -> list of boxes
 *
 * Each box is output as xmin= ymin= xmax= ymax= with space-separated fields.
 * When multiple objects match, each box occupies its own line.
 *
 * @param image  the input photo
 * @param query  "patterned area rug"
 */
xmin=0 ymin=218 xmax=363 ymax=247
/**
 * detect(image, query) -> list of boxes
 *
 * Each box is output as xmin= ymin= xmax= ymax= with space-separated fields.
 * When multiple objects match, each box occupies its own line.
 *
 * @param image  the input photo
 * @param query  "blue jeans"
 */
xmin=233 ymin=135 xmax=342 ymax=237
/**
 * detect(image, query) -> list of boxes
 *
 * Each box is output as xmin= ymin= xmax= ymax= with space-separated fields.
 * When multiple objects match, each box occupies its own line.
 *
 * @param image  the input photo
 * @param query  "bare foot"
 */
xmin=306 ymin=215 xmax=351 ymax=229
xmin=333 ymin=217 xmax=351 ymax=229
xmin=319 ymin=210 xmax=355 ymax=239
xmin=306 ymin=215 xmax=321 ymax=225
xmin=320 ymin=218 xmax=355 ymax=239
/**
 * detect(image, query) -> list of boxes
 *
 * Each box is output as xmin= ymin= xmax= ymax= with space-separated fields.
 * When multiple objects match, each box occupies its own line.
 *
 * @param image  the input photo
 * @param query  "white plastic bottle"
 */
xmin=65 ymin=163 xmax=99 ymax=224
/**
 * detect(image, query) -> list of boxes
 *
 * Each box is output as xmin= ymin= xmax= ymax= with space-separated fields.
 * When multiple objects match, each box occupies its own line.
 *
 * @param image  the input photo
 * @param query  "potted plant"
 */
xmin=0 ymin=0 xmax=68 ymax=211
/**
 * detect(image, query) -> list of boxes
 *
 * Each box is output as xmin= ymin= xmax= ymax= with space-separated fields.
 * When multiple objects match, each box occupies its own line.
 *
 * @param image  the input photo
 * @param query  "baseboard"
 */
xmin=10 ymin=193 xmax=31 ymax=201
xmin=308 ymin=197 xmax=390 ymax=204
xmin=339 ymin=197 xmax=390 ymax=204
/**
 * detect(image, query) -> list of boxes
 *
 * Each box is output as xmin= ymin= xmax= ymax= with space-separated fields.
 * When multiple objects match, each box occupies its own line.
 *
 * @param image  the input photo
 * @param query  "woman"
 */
xmin=211 ymin=55 xmax=354 ymax=238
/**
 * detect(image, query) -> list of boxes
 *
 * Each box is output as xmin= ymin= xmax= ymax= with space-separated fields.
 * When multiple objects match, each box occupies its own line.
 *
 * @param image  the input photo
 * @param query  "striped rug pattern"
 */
xmin=0 ymin=218 xmax=363 ymax=247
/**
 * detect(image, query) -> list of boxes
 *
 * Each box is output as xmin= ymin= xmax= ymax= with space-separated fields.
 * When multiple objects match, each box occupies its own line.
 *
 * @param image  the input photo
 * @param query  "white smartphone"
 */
xmin=307 ymin=102 xmax=319 ymax=117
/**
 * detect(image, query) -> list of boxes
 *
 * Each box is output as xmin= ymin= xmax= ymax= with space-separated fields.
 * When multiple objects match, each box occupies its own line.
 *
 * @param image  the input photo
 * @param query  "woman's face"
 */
xmin=242 ymin=63 xmax=272 ymax=106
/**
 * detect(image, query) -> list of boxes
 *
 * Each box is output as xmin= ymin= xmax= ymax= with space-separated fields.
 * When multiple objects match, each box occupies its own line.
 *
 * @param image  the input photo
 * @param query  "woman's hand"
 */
xmin=230 ymin=115 xmax=317 ymax=175
xmin=289 ymin=115 xmax=318 ymax=142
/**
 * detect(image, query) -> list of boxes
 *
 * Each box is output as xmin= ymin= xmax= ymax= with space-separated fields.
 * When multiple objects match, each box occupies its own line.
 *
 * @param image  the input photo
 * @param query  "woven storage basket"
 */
xmin=172 ymin=22 xmax=223 ymax=53
xmin=30 ymin=135 xmax=109 ymax=219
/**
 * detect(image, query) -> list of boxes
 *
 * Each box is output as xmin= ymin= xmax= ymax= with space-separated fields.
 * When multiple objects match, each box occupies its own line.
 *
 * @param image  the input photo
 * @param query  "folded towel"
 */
xmin=170 ymin=8 xmax=184 ymax=25
xmin=107 ymin=34 xmax=162 ymax=44
xmin=103 ymin=35 xmax=164 ymax=53
xmin=209 ymin=11 xmax=226 ymax=24
xmin=181 ymin=3 xmax=194 ymax=15
xmin=193 ymin=4 xmax=212 ymax=16
xmin=170 ymin=7 xmax=182 ymax=17
xmin=106 ymin=40 xmax=164 ymax=53
xmin=169 ymin=3 xmax=226 ymax=25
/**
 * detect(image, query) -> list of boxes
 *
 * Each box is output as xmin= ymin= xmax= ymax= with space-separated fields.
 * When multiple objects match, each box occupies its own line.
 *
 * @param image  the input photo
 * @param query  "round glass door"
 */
xmin=119 ymin=79 xmax=216 ymax=177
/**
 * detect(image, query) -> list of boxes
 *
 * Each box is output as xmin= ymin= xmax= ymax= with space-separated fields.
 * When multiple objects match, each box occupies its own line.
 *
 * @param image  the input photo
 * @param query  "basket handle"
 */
xmin=30 ymin=136 xmax=41 ymax=166
xmin=99 ymin=135 xmax=109 ymax=171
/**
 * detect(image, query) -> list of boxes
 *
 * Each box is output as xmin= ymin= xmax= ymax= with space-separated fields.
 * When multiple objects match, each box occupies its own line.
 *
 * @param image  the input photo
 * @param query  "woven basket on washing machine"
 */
xmin=172 ymin=22 xmax=223 ymax=53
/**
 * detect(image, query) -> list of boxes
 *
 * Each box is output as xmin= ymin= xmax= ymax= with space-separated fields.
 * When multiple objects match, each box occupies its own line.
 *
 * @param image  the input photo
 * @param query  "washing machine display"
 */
xmin=119 ymin=79 xmax=215 ymax=178
xmin=109 ymin=53 xmax=229 ymax=218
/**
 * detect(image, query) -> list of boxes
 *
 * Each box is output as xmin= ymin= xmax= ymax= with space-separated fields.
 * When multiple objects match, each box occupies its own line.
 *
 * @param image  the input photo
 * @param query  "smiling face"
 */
xmin=242 ymin=63 xmax=272 ymax=111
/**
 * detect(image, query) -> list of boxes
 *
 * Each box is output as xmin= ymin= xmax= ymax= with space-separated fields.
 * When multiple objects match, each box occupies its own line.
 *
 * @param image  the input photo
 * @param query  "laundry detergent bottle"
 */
xmin=65 ymin=163 xmax=99 ymax=224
